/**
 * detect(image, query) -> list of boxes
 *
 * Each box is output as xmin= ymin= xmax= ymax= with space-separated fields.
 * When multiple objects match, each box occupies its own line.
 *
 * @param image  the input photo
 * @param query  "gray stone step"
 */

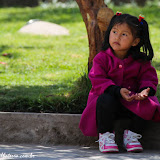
xmin=0 ymin=144 xmax=160 ymax=160
xmin=0 ymin=112 xmax=159 ymax=150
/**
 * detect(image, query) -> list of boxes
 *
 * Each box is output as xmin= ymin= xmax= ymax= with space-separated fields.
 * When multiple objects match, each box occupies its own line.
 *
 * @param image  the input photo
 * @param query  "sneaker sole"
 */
xmin=100 ymin=148 xmax=119 ymax=153
xmin=127 ymin=147 xmax=143 ymax=152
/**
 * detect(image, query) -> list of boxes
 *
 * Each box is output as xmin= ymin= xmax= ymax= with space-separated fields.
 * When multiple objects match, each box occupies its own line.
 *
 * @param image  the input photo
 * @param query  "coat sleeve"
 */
xmin=89 ymin=53 xmax=116 ymax=95
xmin=138 ymin=61 xmax=158 ymax=92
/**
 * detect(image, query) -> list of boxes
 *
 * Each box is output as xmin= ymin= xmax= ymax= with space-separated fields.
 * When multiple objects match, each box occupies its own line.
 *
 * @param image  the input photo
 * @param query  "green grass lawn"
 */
xmin=0 ymin=3 xmax=160 ymax=113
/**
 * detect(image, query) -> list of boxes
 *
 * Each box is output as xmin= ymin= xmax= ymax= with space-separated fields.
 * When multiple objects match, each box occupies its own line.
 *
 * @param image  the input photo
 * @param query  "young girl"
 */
xmin=79 ymin=12 xmax=160 ymax=153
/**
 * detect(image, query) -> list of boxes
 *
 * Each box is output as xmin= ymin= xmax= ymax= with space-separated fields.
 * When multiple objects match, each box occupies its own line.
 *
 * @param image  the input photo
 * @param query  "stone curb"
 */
xmin=0 ymin=112 xmax=96 ymax=146
xmin=0 ymin=112 xmax=160 ymax=150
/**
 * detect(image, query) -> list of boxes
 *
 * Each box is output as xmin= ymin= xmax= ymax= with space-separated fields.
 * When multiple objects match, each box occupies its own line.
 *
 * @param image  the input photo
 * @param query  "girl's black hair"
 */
xmin=102 ymin=14 xmax=154 ymax=61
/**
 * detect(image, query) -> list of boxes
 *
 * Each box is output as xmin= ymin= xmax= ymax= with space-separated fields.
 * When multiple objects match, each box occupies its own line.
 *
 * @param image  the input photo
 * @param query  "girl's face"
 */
xmin=109 ymin=23 xmax=140 ymax=59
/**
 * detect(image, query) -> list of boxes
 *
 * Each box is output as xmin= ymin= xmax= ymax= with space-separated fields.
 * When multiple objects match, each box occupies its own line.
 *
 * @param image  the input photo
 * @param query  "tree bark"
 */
xmin=75 ymin=0 xmax=114 ymax=71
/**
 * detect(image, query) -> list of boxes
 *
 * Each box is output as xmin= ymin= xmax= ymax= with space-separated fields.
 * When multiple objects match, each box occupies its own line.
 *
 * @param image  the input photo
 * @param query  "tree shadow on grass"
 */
xmin=0 ymin=71 xmax=159 ymax=114
xmin=153 ymin=61 xmax=160 ymax=72
xmin=0 ymin=7 xmax=82 ymax=25
xmin=0 ymin=80 xmax=90 ymax=114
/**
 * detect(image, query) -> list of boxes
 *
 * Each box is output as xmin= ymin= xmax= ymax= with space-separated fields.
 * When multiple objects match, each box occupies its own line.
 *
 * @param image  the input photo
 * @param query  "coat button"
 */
xmin=119 ymin=64 xmax=122 ymax=68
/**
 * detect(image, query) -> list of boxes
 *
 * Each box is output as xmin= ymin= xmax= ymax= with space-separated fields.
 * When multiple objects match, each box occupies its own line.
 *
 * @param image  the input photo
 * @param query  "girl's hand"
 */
xmin=120 ymin=88 xmax=135 ymax=102
xmin=135 ymin=87 xmax=150 ymax=101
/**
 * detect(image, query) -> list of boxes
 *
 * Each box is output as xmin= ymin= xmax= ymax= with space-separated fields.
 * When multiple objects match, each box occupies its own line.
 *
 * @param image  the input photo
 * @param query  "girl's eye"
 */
xmin=113 ymin=31 xmax=117 ymax=34
xmin=122 ymin=33 xmax=127 ymax=36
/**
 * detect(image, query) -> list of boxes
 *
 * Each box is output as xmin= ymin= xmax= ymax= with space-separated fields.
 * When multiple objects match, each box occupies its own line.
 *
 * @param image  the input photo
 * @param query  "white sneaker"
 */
xmin=123 ymin=130 xmax=143 ymax=152
xmin=97 ymin=132 xmax=119 ymax=153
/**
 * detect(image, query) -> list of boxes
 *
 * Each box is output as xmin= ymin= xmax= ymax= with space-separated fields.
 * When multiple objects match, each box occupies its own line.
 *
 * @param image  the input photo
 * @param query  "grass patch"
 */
xmin=0 ymin=4 xmax=160 ymax=113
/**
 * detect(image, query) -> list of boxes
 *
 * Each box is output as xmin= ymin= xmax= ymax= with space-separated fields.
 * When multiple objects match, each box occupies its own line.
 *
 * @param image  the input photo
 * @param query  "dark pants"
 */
xmin=96 ymin=93 xmax=146 ymax=134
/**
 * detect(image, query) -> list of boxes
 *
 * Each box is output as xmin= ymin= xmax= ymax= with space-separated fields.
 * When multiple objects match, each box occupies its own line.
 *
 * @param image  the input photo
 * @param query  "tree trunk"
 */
xmin=75 ymin=0 xmax=114 ymax=71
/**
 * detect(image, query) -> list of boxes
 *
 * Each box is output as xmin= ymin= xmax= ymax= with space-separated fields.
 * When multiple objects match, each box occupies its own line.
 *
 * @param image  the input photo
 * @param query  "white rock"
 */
xmin=19 ymin=20 xmax=69 ymax=36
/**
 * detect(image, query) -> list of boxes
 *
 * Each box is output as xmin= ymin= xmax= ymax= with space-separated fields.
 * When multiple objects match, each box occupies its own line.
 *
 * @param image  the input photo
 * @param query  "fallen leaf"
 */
xmin=0 ymin=62 xmax=7 ymax=65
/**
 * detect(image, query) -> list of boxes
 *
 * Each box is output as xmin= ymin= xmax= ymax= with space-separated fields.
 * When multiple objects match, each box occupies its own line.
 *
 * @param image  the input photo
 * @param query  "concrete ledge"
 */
xmin=0 ymin=112 xmax=160 ymax=150
xmin=0 ymin=112 xmax=96 ymax=146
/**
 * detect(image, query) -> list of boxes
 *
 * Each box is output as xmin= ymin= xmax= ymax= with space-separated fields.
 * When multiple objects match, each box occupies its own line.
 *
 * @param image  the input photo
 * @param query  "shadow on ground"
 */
xmin=0 ymin=144 xmax=160 ymax=160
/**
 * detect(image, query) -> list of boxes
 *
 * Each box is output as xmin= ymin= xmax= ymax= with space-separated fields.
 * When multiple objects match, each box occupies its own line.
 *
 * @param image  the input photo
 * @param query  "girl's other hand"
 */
xmin=135 ymin=87 xmax=150 ymax=101
xmin=120 ymin=88 xmax=135 ymax=102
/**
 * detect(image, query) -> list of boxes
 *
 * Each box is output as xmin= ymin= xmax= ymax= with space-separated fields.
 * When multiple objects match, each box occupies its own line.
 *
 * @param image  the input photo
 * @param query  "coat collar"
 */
xmin=105 ymin=48 xmax=134 ymax=64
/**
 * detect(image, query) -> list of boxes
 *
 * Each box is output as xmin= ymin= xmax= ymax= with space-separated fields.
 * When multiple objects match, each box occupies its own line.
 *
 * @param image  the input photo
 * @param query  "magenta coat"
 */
xmin=79 ymin=48 xmax=160 ymax=137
